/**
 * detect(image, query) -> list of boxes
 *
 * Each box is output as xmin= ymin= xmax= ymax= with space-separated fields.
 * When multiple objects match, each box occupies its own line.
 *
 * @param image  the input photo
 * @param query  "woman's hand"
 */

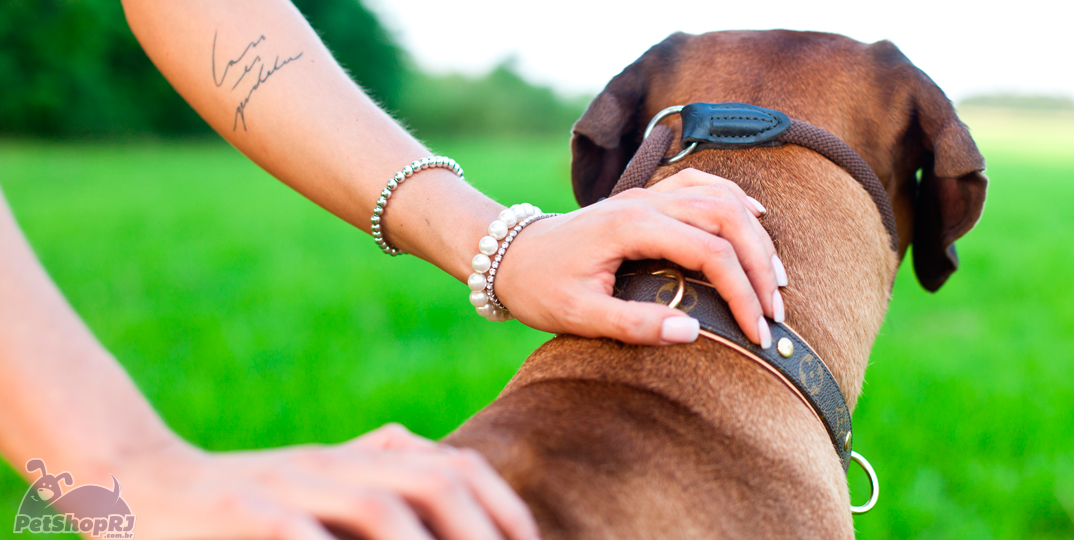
xmin=494 ymin=168 xmax=787 ymax=348
xmin=116 ymin=424 xmax=538 ymax=540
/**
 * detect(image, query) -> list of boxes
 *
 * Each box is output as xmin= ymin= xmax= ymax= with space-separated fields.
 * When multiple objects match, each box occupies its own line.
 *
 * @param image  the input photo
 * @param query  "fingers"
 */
xmin=201 ymin=495 xmax=342 ymax=540
xmin=680 ymin=187 xmax=786 ymax=323
xmin=313 ymin=445 xmax=538 ymax=540
xmin=647 ymin=168 xmax=767 ymax=216
xmin=644 ymin=169 xmax=785 ymax=309
xmin=570 ymin=291 xmax=700 ymax=345
xmin=666 ymin=185 xmax=777 ymax=257
xmin=439 ymin=447 xmax=540 ymax=540
xmin=608 ymin=208 xmax=769 ymax=346
xmin=352 ymin=423 xmax=438 ymax=451
xmin=125 ymin=438 xmax=535 ymax=540
xmin=626 ymin=187 xmax=780 ymax=320
xmin=274 ymin=486 xmax=436 ymax=540
xmin=255 ymin=514 xmax=339 ymax=540
xmin=390 ymin=448 xmax=536 ymax=540
xmin=611 ymin=183 xmax=784 ymax=342
xmin=366 ymin=448 xmax=537 ymax=540
xmin=274 ymin=518 xmax=339 ymax=540
xmin=327 ymin=491 xmax=436 ymax=540
xmin=389 ymin=466 xmax=506 ymax=540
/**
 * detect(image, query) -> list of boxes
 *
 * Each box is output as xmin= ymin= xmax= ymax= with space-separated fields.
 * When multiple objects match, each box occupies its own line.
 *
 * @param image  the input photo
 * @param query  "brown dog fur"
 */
xmin=445 ymin=30 xmax=987 ymax=539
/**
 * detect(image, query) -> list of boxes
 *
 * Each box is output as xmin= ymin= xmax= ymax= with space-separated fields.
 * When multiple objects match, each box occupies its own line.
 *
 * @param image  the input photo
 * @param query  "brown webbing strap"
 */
xmin=607 ymin=118 xmax=899 ymax=252
xmin=780 ymin=120 xmax=899 ymax=252
xmin=608 ymin=124 xmax=674 ymax=197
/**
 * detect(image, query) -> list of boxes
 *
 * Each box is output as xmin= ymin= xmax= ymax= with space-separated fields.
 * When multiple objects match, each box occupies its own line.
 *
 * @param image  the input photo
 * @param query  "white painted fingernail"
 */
xmin=772 ymin=254 xmax=788 ymax=287
xmin=758 ymin=316 xmax=772 ymax=349
xmin=747 ymin=196 xmax=766 ymax=214
xmin=772 ymin=289 xmax=785 ymax=323
xmin=661 ymin=317 xmax=700 ymax=344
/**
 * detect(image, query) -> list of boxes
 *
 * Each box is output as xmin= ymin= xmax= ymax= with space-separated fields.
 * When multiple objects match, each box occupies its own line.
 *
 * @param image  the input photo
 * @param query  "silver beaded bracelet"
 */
xmin=372 ymin=156 xmax=463 ymax=256
xmin=468 ymin=204 xmax=560 ymax=322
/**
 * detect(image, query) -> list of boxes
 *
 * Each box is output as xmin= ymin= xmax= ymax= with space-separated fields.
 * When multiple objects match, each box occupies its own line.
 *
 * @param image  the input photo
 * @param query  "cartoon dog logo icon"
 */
xmin=14 ymin=459 xmax=136 ymax=537
xmin=17 ymin=460 xmax=72 ymax=518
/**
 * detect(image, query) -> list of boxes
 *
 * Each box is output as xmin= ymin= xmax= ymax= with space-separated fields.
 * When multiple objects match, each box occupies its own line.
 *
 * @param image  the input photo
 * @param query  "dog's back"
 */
xmin=451 ymin=340 xmax=853 ymax=538
xmin=446 ymin=30 xmax=986 ymax=539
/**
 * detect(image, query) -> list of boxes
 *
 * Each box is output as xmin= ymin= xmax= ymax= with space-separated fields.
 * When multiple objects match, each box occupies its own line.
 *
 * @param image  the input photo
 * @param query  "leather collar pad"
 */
xmin=681 ymin=102 xmax=792 ymax=149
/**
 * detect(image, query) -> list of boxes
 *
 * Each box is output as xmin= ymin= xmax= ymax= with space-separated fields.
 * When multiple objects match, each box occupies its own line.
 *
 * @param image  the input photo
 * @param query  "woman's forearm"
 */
xmin=0 ymin=193 xmax=187 ymax=483
xmin=122 ymin=0 xmax=784 ymax=347
xmin=122 ymin=0 xmax=501 ymax=280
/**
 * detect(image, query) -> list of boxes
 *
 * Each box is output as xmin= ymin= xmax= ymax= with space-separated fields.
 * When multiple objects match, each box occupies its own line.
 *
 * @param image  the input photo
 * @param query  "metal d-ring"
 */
xmin=643 ymin=105 xmax=698 ymax=164
xmin=849 ymin=451 xmax=879 ymax=514
xmin=650 ymin=268 xmax=686 ymax=309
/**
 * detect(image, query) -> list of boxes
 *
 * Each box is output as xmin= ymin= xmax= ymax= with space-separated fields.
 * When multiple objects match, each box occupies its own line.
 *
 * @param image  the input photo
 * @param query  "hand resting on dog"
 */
xmin=498 ymin=169 xmax=783 ymax=347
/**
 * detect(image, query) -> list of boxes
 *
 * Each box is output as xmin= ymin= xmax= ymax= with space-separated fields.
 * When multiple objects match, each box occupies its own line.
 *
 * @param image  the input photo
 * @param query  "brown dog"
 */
xmin=445 ymin=30 xmax=987 ymax=538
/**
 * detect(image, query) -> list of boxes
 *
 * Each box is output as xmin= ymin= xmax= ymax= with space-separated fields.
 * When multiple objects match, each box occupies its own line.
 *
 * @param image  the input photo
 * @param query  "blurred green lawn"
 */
xmin=1 ymin=108 xmax=1072 ymax=539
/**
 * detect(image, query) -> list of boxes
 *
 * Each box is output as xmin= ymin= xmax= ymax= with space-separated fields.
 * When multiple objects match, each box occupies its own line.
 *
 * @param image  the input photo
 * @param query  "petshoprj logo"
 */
xmin=13 ymin=459 xmax=136 ymax=537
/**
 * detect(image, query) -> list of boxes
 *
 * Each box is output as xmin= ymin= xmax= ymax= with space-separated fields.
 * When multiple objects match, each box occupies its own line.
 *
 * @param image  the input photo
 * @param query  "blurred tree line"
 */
xmin=959 ymin=94 xmax=1074 ymax=110
xmin=0 ymin=0 xmax=586 ymax=138
xmin=399 ymin=60 xmax=589 ymax=137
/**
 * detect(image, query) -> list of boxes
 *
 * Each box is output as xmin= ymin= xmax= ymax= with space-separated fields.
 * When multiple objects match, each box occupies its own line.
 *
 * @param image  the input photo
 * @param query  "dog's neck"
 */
xmin=650 ymin=144 xmax=899 ymax=409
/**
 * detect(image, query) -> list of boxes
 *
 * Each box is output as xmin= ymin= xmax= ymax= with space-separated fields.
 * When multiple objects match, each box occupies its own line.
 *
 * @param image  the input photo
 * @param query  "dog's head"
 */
xmin=570 ymin=31 xmax=986 ymax=292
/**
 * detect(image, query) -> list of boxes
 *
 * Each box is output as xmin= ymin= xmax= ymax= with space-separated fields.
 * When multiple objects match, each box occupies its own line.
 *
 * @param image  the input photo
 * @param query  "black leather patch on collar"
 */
xmin=681 ymin=102 xmax=792 ymax=149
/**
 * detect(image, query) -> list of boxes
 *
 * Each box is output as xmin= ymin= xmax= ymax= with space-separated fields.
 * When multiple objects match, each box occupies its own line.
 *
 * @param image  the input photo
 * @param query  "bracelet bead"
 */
xmin=499 ymin=209 xmax=518 ymax=228
xmin=468 ymin=273 xmax=488 ymax=291
xmin=469 ymin=290 xmax=489 ymax=307
xmin=478 ymin=236 xmax=499 ymax=256
xmin=488 ymin=220 xmax=509 ymax=240
xmin=472 ymin=254 xmax=492 ymax=273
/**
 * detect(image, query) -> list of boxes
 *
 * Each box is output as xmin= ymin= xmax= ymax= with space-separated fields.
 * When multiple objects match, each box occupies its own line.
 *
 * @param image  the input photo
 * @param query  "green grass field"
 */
xmin=1 ymin=108 xmax=1072 ymax=539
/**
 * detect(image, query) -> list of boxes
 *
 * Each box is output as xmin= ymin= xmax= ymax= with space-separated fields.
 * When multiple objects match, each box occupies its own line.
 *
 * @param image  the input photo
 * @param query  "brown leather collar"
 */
xmin=614 ymin=261 xmax=854 ymax=472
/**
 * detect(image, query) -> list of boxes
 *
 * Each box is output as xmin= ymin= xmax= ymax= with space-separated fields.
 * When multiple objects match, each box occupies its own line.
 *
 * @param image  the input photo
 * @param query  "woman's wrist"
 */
xmin=371 ymin=165 xmax=505 ymax=282
xmin=69 ymin=421 xmax=203 ymax=487
xmin=371 ymin=157 xmax=465 ymax=256
xmin=468 ymin=206 xmax=556 ymax=322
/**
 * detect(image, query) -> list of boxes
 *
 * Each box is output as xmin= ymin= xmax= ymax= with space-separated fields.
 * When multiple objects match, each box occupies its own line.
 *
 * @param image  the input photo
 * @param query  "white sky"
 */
xmin=365 ymin=0 xmax=1074 ymax=102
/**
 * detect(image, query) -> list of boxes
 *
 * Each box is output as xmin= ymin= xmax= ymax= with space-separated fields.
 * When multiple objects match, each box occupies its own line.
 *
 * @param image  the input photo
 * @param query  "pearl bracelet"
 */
xmin=468 ymin=204 xmax=559 ymax=322
xmin=485 ymin=211 xmax=561 ymax=312
xmin=372 ymin=156 xmax=463 ymax=256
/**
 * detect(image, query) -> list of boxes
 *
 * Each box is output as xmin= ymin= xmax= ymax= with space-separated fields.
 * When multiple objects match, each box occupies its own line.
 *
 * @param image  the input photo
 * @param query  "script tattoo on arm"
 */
xmin=231 ymin=51 xmax=304 ymax=131
xmin=211 ymin=31 xmax=304 ymax=132
xmin=211 ymin=31 xmax=265 ymax=87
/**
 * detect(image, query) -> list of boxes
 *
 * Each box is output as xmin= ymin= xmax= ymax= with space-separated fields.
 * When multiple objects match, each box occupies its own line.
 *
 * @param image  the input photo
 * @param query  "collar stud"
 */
xmin=777 ymin=337 xmax=795 ymax=358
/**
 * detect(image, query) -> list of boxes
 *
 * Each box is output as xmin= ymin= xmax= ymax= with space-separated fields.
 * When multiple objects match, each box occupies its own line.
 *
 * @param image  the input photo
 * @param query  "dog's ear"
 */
xmin=571 ymin=34 xmax=687 ymax=207
xmin=910 ymin=71 xmax=988 ymax=291
xmin=879 ymin=42 xmax=988 ymax=292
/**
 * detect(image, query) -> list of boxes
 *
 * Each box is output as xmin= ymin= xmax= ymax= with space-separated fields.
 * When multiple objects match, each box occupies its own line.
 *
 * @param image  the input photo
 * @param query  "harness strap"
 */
xmin=609 ymin=108 xmax=899 ymax=251
xmin=609 ymin=124 xmax=674 ymax=198
xmin=780 ymin=120 xmax=899 ymax=252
